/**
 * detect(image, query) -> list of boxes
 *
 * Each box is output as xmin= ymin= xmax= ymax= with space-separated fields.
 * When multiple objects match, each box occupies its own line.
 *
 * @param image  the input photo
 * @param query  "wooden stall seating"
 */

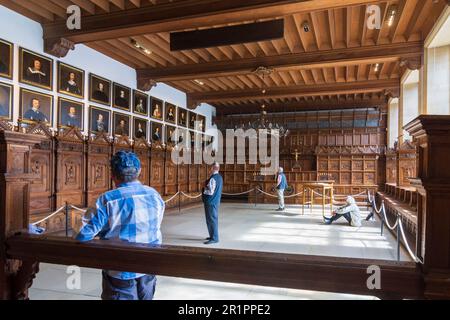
xmin=377 ymin=183 xmax=418 ymax=235
xmin=218 ymin=109 xmax=386 ymax=204
xmin=0 ymin=125 xmax=208 ymax=233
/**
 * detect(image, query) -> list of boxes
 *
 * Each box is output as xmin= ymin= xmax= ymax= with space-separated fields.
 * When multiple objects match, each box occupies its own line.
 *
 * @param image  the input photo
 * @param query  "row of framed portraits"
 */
xmin=0 ymin=82 xmax=208 ymax=144
xmin=0 ymin=39 xmax=206 ymax=130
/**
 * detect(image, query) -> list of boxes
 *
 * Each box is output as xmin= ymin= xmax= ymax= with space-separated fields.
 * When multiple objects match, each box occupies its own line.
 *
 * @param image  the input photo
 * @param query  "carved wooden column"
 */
xmin=385 ymin=148 xmax=397 ymax=185
xmin=150 ymin=144 xmax=165 ymax=195
xmin=404 ymin=115 xmax=450 ymax=299
xmin=0 ymin=130 xmax=42 ymax=300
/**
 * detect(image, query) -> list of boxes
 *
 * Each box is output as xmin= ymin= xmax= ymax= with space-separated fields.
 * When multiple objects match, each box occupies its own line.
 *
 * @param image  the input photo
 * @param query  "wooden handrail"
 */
xmin=6 ymin=234 xmax=424 ymax=299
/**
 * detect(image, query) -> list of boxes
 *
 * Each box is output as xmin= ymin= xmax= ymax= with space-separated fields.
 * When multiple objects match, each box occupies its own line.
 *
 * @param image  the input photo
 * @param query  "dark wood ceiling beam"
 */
xmin=187 ymin=78 xmax=399 ymax=105
xmin=42 ymin=0 xmax=385 ymax=43
xmin=137 ymin=41 xmax=423 ymax=82
xmin=216 ymin=96 xmax=388 ymax=115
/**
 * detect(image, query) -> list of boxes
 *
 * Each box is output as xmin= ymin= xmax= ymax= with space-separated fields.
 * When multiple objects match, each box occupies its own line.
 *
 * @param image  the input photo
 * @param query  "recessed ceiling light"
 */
xmin=387 ymin=5 xmax=397 ymax=27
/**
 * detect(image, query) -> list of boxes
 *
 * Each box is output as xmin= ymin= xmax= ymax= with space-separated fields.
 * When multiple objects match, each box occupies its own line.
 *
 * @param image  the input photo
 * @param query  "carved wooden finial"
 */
xmin=44 ymin=38 xmax=75 ymax=58
xmin=137 ymin=78 xmax=157 ymax=92
xmin=400 ymin=56 xmax=423 ymax=71
xmin=384 ymin=87 xmax=400 ymax=99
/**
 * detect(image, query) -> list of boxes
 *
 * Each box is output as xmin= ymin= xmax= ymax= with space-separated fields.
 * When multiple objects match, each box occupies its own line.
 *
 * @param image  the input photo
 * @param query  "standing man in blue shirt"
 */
xmin=75 ymin=151 xmax=165 ymax=300
xmin=276 ymin=167 xmax=288 ymax=212
xmin=202 ymin=162 xmax=223 ymax=245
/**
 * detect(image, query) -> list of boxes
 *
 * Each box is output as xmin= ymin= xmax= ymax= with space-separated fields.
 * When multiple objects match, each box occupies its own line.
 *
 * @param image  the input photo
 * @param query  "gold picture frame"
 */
xmin=0 ymin=39 xmax=13 ymax=80
xmin=58 ymin=62 xmax=85 ymax=99
xmin=19 ymin=47 xmax=53 ymax=91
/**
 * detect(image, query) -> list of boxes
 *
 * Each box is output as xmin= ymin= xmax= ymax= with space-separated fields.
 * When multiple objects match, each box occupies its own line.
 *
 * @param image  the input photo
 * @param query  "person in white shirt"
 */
xmin=324 ymin=196 xmax=362 ymax=227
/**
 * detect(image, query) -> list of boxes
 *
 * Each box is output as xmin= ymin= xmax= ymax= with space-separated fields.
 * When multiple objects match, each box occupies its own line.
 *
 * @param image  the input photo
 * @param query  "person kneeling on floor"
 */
xmin=324 ymin=196 xmax=361 ymax=227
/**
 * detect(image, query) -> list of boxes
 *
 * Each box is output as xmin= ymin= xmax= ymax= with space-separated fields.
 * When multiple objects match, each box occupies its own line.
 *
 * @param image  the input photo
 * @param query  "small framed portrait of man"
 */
xmin=0 ymin=39 xmax=13 ymax=79
xmin=197 ymin=114 xmax=206 ymax=132
xmin=178 ymin=108 xmax=187 ymax=127
xmin=134 ymin=117 xmax=148 ymax=140
xmin=0 ymin=82 xmax=12 ymax=120
xmin=58 ymin=98 xmax=84 ymax=130
xmin=113 ymin=83 xmax=131 ymax=111
xmin=188 ymin=112 xmax=196 ymax=129
xmin=166 ymin=125 xmax=177 ymax=145
xmin=20 ymin=88 xmax=53 ymax=126
xmin=58 ymin=62 xmax=84 ymax=99
xmin=151 ymin=121 xmax=163 ymax=144
xmin=133 ymin=90 xmax=148 ymax=116
xmin=89 ymin=74 xmax=111 ymax=106
xmin=113 ymin=112 xmax=130 ymax=137
xmin=89 ymin=106 xmax=111 ymax=134
xmin=19 ymin=48 xmax=53 ymax=91
xmin=165 ymin=102 xmax=176 ymax=124
xmin=150 ymin=97 xmax=163 ymax=120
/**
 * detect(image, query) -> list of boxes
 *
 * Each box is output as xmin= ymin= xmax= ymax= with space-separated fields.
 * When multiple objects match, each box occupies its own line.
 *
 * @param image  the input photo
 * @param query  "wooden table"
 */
xmin=300 ymin=182 xmax=334 ymax=218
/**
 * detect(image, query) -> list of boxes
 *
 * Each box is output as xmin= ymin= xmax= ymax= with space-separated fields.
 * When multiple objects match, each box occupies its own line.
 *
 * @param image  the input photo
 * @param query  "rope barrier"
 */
xmin=180 ymin=192 xmax=203 ymax=199
xmin=70 ymin=205 xmax=87 ymax=213
xmin=222 ymin=189 xmax=255 ymax=196
xmin=31 ymin=205 xmax=66 ymax=226
xmin=164 ymin=192 xmax=181 ymax=203
xmin=368 ymin=190 xmax=420 ymax=263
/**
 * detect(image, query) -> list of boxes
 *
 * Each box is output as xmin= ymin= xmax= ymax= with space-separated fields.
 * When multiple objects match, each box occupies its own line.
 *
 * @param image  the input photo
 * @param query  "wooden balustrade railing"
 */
xmin=6 ymin=233 xmax=423 ymax=300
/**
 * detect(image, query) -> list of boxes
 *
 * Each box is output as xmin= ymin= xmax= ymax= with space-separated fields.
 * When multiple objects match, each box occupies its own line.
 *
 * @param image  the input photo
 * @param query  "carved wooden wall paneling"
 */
xmin=150 ymin=147 xmax=165 ymax=195
xmin=397 ymin=141 xmax=417 ymax=187
xmin=29 ymin=131 xmax=54 ymax=217
xmin=55 ymin=128 xmax=86 ymax=209
xmin=86 ymin=133 xmax=112 ymax=207
xmin=164 ymin=149 xmax=178 ymax=196
xmin=133 ymin=138 xmax=151 ymax=186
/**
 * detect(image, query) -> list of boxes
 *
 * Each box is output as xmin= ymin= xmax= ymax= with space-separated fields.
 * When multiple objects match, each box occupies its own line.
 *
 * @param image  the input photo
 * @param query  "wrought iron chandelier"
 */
xmin=238 ymin=67 xmax=289 ymax=138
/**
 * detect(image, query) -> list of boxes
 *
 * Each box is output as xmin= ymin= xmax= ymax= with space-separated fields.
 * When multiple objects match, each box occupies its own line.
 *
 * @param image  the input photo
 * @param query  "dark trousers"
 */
xmin=101 ymin=271 xmax=157 ymax=300
xmin=204 ymin=203 xmax=219 ymax=242
xmin=329 ymin=212 xmax=352 ymax=225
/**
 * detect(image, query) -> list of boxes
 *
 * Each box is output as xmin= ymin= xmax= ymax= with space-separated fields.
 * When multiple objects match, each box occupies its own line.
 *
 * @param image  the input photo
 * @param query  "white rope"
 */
xmin=256 ymin=188 xmax=281 ymax=198
xmin=284 ymin=191 xmax=304 ymax=199
xmin=164 ymin=192 xmax=181 ymax=203
xmin=32 ymin=205 xmax=66 ymax=226
xmin=181 ymin=192 xmax=203 ymax=199
xmin=70 ymin=205 xmax=87 ymax=213
xmin=398 ymin=219 xmax=420 ymax=263
xmin=222 ymin=189 xmax=255 ymax=196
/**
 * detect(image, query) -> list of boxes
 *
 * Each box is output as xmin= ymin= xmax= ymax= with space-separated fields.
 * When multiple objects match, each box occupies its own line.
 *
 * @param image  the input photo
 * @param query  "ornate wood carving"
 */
xmin=133 ymin=138 xmax=151 ymax=186
xmin=137 ymin=78 xmax=157 ymax=92
xmin=44 ymin=38 xmax=75 ymax=58
xmin=405 ymin=115 xmax=450 ymax=299
xmin=86 ymin=132 xmax=112 ymax=207
xmin=0 ymin=131 xmax=43 ymax=299
xmin=397 ymin=140 xmax=417 ymax=187
xmin=56 ymin=128 xmax=86 ymax=211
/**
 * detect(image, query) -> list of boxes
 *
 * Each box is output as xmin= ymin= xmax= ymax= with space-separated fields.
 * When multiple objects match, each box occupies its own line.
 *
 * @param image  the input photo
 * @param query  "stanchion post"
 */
xmin=396 ymin=213 xmax=401 ymax=261
xmin=380 ymin=200 xmax=385 ymax=236
xmin=254 ymin=188 xmax=257 ymax=208
xmin=178 ymin=192 xmax=181 ymax=214
xmin=65 ymin=202 xmax=69 ymax=237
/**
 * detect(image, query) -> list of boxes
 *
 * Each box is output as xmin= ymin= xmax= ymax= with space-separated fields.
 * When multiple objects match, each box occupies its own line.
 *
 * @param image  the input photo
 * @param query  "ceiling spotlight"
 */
xmin=303 ymin=21 xmax=310 ymax=33
xmin=387 ymin=5 xmax=397 ymax=27
xmin=262 ymin=89 xmax=267 ymax=94
xmin=194 ymin=80 xmax=204 ymax=86
xmin=374 ymin=63 xmax=380 ymax=72
xmin=131 ymin=38 xmax=152 ymax=55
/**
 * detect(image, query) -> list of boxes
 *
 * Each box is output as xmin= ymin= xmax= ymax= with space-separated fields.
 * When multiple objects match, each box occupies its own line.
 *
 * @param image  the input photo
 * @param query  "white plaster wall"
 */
xmin=402 ymin=82 xmax=419 ymax=141
xmin=388 ymin=99 xmax=399 ymax=148
xmin=0 ymin=5 xmax=216 ymax=140
xmin=427 ymin=45 xmax=450 ymax=115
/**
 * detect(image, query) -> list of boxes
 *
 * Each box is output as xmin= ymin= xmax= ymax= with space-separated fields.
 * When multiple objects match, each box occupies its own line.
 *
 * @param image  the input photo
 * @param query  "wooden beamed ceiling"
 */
xmin=1 ymin=0 xmax=447 ymax=114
